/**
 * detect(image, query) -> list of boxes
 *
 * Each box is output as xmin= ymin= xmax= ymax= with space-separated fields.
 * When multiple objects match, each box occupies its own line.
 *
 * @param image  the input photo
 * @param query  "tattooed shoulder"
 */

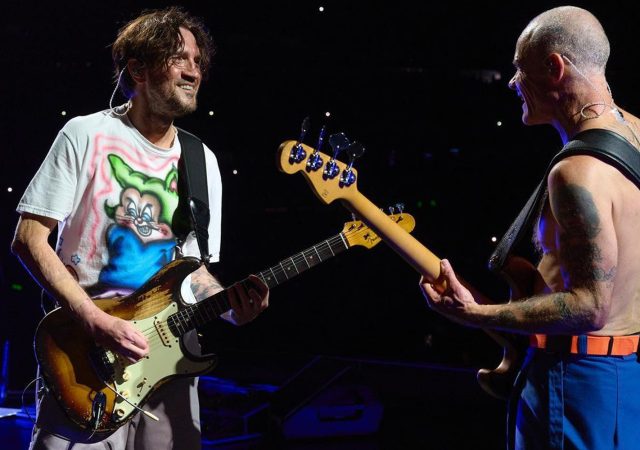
xmin=552 ymin=183 xmax=601 ymax=239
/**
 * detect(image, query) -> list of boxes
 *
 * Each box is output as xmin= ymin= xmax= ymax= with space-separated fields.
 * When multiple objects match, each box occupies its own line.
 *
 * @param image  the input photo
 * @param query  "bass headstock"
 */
xmin=277 ymin=122 xmax=365 ymax=205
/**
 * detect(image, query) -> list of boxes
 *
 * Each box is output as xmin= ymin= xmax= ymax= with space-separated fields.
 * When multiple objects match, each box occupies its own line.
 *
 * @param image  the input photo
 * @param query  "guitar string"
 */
xmin=126 ymin=220 xmax=398 ymax=351
xmin=136 ymin=233 xmax=342 ymax=341
xmin=134 ymin=231 xmax=349 ymax=347
xmin=134 ymin=221 xmax=389 ymax=350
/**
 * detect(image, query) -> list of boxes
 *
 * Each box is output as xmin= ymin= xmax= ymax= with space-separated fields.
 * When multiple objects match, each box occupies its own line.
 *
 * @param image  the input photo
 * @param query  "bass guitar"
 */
xmin=277 ymin=138 xmax=535 ymax=400
xmin=34 ymin=214 xmax=415 ymax=432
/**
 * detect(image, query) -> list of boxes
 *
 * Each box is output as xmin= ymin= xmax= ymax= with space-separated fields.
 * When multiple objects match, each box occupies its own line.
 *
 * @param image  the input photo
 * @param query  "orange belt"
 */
xmin=530 ymin=334 xmax=640 ymax=356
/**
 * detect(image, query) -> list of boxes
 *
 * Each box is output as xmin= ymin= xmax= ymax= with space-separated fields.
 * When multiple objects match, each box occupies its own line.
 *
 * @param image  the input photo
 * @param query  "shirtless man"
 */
xmin=421 ymin=6 xmax=640 ymax=450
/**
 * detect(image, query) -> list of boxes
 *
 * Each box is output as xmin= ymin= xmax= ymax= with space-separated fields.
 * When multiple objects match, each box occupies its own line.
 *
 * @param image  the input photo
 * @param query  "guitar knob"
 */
xmin=115 ymin=408 xmax=125 ymax=418
xmin=122 ymin=370 xmax=130 ymax=381
xmin=120 ymin=390 xmax=130 ymax=399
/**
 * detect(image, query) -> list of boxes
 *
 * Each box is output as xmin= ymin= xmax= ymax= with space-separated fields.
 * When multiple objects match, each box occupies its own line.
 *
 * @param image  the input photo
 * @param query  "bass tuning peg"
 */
xmin=339 ymin=141 xmax=365 ymax=186
xmin=289 ymin=116 xmax=310 ymax=163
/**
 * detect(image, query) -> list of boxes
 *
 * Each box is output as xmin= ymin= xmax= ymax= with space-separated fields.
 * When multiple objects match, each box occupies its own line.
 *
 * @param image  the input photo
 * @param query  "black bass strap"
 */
xmin=488 ymin=129 xmax=640 ymax=273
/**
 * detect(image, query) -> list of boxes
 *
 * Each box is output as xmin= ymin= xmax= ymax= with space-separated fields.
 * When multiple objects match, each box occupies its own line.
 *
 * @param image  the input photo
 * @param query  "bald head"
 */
xmin=518 ymin=6 xmax=609 ymax=74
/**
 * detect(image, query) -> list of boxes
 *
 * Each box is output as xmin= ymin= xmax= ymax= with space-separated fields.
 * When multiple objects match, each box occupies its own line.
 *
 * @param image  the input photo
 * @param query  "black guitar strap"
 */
xmin=175 ymin=128 xmax=211 ymax=263
xmin=488 ymin=128 xmax=640 ymax=273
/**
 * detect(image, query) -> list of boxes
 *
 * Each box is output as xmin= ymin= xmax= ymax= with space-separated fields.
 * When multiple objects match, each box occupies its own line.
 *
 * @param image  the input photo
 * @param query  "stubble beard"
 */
xmin=148 ymin=78 xmax=198 ymax=119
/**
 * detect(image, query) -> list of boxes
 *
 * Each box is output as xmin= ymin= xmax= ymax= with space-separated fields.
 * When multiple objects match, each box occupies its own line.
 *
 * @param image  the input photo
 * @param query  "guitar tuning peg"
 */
xmin=347 ymin=142 xmax=365 ymax=162
xmin=306 ymin=125 xmax=326 ymax=171
xmin=351 ymin=212 xmax=357 ymax=222
xmin=388 ymin=206 xmax=395 ymax=215
xmin=299 ymin=116 xmax=310 ymax=142
xmin=395 ymin=203 xmax=405 ymax=214
xmin=289 ymin=116 xmax=310 ymax=164
xmin=323 ymin=132 xmax=349 ymax=179
xmin=329 ymin=132 xmax=350 ymax=158
xmin=316 ymin=125 xmax=327 ymax=152
xmin=339 ymin=141 xmax=364 ymax=187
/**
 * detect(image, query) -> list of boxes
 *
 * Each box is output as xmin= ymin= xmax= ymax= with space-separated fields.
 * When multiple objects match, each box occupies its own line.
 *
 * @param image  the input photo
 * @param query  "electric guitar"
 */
xmin=34 ymin=214 xmax=416 ymax=432
xmin=277 ymin=138 xmax=534 ymax=400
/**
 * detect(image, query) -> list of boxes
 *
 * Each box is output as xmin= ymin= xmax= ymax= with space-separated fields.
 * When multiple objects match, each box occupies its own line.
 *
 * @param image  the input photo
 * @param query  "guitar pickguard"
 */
xmin=106 ymin=302 xmax=215 ymax=424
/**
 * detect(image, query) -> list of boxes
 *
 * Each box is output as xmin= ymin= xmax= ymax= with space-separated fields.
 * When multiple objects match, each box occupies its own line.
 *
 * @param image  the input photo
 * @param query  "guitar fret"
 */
xmin=289 ymin=257 xmax=300 ymax=274
xmin=269 ymin=267 xmax=281 ymax=284
xmin=192 ymin=306 xmax=206 ymax=327
xmin=175 ymin=314 xmax=187 ymax=335
xmin=337 ymin=233 xmax=348 ymax=250
xmin=259 ymin=270 xmax=274 ymax=287
xmin=182 ymin=309 xmax=193 ymax=329
xmin=303 ymin=248 xmax=318 ymax=268
xmin=300 ymin=251 xmax=311 ymax=269
xmin=325 ymin=240 xmax=335 ymax=256
xmin=279 ymin=261 xmax=290 ymax=280
xmin=316 ymin=242 xmax=333 ymax=261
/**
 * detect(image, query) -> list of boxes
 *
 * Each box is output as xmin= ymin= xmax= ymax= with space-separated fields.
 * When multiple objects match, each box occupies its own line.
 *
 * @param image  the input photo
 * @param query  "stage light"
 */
xmin=491 ymin=236 xmax=497 ymax=242
xmin=497 ymin=121 xmax=502 ymax=127
xmin=233 ymin=169 xmax=238 ymax=175
xmin=209 ymin=111 xmax=214 ymax=116
xmin=319 ymin=6 xmax=325 ymax=12
xmin=325 ymin=111 xmax=331 ymax=117
xmin=7 ymin=187 xmax=12 ymax=192
xmin=61 ymin=111 xmax=67 ymax=116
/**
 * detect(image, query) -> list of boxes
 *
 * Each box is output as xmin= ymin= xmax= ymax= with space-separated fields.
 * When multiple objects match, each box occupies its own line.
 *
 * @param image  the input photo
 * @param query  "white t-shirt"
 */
xmin=17 ymin=109 xmax=222 ymax=300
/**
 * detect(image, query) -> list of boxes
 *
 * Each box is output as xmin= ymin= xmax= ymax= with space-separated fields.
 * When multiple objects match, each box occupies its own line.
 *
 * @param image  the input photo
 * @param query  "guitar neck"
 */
xmin=344 ymin=192 xmax=490 ymax=302
xmin=255 ymin=232 xmax=350 ymax=288
xmin=345 ymin=192 xmax=442 ymax=281
xmin=168 ymin=233 xmax=350 ymax=335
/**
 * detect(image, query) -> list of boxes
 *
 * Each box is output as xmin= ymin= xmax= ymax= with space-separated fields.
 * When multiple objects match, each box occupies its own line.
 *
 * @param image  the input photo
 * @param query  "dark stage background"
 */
xmin=1 ymin=0 xmax=639 ymax=447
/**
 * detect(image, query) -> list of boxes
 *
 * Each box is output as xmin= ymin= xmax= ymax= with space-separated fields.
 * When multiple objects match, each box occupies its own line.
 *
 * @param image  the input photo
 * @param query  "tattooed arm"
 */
xmin=190 ymin=265 xmax=270 ymax=326
xmin=421 ymin=156 xmax=616 ymax=334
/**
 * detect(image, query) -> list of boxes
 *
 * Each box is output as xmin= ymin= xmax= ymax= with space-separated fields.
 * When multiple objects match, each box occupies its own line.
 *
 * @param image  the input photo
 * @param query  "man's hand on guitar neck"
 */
xmin=420 ymin=259 xmax=481 ymax=327
xmin=223 ymin=275 xmax=270 ymax=326
xmin=74 ymin=298 xmax=149 ymax=363
xmin=190 ymin=267 xmax=269 ymax=326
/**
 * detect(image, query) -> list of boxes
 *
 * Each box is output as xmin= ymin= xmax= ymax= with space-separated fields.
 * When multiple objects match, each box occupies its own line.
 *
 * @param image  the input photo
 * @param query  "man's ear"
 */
xmin=545 ymin=53 xmax=565 ymax=84
xmin=127 ymin=59 xmax=146 ymax=83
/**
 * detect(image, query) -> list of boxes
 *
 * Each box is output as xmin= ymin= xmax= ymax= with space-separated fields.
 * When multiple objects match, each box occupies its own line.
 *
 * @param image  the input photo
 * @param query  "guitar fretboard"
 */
xmin=167 ymin=232 xmax=349 ymax=335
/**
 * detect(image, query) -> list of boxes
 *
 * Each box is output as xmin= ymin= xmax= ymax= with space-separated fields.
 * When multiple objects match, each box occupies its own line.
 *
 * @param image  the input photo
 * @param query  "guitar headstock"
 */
xmin=277 ymin=139 xmax=361 ymax=205
xmin=343 ymin=213 xmax=416 ymax=249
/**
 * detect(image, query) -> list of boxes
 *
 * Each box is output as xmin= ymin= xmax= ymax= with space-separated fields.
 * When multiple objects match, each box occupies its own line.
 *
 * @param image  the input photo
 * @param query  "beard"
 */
xmin=146 ymin=74 xmax=198 ymax=119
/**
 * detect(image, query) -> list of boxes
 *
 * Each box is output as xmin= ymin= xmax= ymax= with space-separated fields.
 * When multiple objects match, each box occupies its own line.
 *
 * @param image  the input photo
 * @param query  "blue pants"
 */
xmin=512 ymin=348 xmax=640 ymax=450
